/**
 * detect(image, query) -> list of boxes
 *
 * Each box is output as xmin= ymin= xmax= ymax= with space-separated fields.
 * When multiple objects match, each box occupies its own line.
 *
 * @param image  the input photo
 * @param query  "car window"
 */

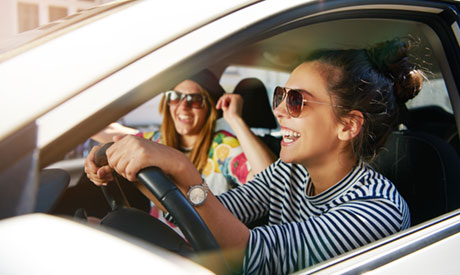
xmin=406 ymin=78 xmax=453 ymax=113
xmin=120 ymin=95 xmax=163 ymax=132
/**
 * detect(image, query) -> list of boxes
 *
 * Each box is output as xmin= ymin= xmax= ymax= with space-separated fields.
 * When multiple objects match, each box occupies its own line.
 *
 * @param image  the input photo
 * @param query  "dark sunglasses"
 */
xmin=272 ymin=86 xmax=342 ymax=117
xmin=165 ymin=90 xmax=206 ymax=109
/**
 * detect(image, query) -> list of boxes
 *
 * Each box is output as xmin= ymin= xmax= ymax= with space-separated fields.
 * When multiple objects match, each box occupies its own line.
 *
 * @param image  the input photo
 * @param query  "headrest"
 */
xmin=233 ymin=78 xmax=278 ymax=129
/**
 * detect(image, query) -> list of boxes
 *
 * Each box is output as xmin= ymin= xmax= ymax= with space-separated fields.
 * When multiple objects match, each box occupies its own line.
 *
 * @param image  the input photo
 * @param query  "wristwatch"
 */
xmin=187 ymin=178 xmax=209 ymax=206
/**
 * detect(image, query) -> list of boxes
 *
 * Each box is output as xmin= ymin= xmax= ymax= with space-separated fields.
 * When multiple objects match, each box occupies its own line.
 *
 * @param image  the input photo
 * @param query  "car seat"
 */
xmin=233 ymin=78 xmax=278 ymax=129
xmin=233 ymin=78 xmax=281 ymax=155
xmin=371 ymin=129 xmax=460 ymax=225
xmin=408 ymin=105 xmax=460 ymax=155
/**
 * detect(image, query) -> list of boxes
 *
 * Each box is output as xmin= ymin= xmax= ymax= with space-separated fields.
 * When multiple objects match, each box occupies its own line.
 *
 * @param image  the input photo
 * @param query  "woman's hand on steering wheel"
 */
xmin=101 ymin=135 xmax=200 ymax=188
xmin=84 ymin=145 xmax=114 ymax=186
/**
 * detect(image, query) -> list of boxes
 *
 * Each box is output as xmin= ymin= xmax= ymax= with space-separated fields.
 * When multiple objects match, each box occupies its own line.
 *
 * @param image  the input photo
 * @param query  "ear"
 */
xmin=337 ymin=110 xmax=364 ymax=141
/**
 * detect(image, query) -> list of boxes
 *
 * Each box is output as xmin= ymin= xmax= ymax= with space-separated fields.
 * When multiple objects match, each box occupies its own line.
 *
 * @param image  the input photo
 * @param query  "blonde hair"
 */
xmin=158 ymin=88 xmax=218 ymax=173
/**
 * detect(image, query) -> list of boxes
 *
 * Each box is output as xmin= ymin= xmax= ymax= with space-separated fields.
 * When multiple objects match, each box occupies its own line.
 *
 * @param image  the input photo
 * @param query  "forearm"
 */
xmin=196 ymin=194 xmax=249 ymax=269
xmin=175 ymin=171 xmax=249 ymax=269
xmin=92 ymin=122 xmax=139 ymax=144
xmin=227 ymin=116 xmax=276 ymax=174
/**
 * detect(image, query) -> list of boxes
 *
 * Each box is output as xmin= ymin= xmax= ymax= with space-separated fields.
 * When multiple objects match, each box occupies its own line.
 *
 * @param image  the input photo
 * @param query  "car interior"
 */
xmin=24 ymin=8 xmax=460 ymax=272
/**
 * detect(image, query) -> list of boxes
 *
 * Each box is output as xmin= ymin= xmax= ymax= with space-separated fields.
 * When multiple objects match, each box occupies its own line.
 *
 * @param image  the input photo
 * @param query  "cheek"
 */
xmin=302 ymin=112 xmax=339 ymax=145
xmin=194 ymin=110 xmax=208 ymax=126
xmin=169 ymin=106 xmax=176 ymax=118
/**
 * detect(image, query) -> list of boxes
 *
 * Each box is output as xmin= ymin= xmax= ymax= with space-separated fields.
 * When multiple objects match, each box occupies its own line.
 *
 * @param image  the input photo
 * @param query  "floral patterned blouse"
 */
xmin=136 ymin=130 xmax=249 ymax=194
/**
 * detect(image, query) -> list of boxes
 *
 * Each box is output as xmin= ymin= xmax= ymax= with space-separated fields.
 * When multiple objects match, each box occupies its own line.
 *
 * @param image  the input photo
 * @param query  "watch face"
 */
xmin=189 ymin=186 xmax=206 ymax=205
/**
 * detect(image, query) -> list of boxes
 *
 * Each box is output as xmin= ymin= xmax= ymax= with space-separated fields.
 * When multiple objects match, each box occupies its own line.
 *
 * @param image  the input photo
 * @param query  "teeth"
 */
xmin=179 ymin=115 xmax=192 ymax=120
xmin=281 ymin=129 xmax=300 ymax=139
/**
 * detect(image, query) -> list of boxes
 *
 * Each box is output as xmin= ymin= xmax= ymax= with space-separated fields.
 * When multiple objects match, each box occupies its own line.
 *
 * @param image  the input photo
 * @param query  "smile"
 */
xmin=178 ymin=114 xmax=193 ymax=123
xmin=281 ymin=127 xmax=301 ymax=144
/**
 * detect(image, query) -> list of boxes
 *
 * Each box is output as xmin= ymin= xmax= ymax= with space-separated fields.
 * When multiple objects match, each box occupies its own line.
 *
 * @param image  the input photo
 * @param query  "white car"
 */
xmin=1 ymin=0 xmax=460 ymax=274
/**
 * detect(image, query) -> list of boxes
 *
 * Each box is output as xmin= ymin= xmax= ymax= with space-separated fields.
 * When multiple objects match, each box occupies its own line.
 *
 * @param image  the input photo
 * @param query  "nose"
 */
xmin=177 ymin=97 xmax=191 ymax=109
xmin=273 ymin=97 xmax=289 ymax=119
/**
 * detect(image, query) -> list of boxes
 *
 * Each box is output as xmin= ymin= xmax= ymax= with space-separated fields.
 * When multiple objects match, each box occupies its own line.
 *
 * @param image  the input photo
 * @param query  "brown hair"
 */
xmin=306 ymin=38 xmax=425 ymax=161
xmin=158 ymin=86 xmax=218 ymax=172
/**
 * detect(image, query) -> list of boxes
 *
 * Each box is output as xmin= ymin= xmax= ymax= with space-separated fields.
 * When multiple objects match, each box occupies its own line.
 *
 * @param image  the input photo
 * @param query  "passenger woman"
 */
xmin=89 ymin=69 xmax=276 ymax=235
xmin=92 ymin=70 xmax=276 ymax=194
xmin=85 ymin=38 xmax=423 ymax=273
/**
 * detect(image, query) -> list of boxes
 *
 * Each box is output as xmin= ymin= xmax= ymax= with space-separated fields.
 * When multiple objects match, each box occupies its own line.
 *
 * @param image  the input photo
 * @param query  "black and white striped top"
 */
xmin=217 ymin=159 xmax=410 ymax=274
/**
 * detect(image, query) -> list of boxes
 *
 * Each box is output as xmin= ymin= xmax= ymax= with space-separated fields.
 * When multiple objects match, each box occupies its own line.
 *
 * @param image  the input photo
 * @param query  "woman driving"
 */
xmin=85 ymin=38 xmax=423 ymax=273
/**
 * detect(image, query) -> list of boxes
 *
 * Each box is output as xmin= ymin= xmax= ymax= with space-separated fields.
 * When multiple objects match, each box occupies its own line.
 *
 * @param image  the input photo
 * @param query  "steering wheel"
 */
xmin=94 ymin=143 xmax=229 ymax=273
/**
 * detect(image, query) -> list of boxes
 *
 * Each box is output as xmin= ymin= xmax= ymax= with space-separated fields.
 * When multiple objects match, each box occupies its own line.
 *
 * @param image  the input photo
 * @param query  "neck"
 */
xmin=304 ymin=153 xmax=357 ymax=196
xmin=179 ymin=134 xmax=198 ymax=149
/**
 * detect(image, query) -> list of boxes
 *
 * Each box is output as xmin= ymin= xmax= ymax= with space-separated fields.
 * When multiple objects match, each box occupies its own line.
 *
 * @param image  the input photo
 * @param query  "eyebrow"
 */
xmin=287 ymin=87 xmax=315 ymax=99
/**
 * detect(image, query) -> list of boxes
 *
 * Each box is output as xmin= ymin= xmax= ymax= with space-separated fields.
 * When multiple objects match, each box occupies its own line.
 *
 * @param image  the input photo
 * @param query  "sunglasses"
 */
xmin=166 ymin=90 xmax=206 ymax=109
xmin=272 ymin=86 xmax=342 ymax=117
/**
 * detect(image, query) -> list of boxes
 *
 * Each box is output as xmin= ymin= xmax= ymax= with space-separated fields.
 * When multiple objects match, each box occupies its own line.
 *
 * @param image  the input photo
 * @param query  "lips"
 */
xmin=177 ymin=114 xmax=193 ymax=123
xmin=281 ymin=127 xmax=301 ymax=144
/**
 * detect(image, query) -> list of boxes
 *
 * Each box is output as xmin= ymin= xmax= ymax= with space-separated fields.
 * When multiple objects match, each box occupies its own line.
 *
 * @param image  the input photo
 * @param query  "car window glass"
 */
xmin=120 ymin=95 xmax=163 ymax=132
xmin=406 ymin=78 xmax=453 ymax=113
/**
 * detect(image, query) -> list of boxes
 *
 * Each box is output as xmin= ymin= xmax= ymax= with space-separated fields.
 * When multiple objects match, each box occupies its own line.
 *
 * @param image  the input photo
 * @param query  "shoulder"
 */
xmin=212 ymin=130 xmax=241 ymax=146
xmin=213 ymin=130 xmax=238 ymax=139
xmin=359 ymin=162 xmax=399 ymax=195
xmin=254 ymin=159 xmax=308 ymax=187
xmin=341 ymin=162 xmax=408 ymax=212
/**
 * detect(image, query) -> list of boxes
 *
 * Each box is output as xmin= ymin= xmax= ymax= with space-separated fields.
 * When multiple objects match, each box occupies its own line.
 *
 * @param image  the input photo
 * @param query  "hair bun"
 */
xmin=367 ymin=38 xmax=425 ymax=103
xmin=393 ymin=68 xmax=424 ymax=102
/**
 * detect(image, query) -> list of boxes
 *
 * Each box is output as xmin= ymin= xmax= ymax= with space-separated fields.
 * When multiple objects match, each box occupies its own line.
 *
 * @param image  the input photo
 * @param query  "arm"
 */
xmin=216 ymin=94 xmax=276 ymax=178
xmin=91 ymin=122 xmax=139 ymax=144
xmin=101 ymin=135 xmax=250 ymax=269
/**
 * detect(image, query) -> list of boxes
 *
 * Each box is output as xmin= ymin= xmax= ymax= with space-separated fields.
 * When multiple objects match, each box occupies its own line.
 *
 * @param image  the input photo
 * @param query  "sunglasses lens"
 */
xmin=187 ymin=94 xmax=205 ymax=108
xmin=273 ymin=86 xmax=285 ymax=110
xmin=167 ymin=91 xmax=204 ymax=108
xmin=287 ymin=89 xmax=304 ymax=117
xmin=167 ymin=91 xmax=181 ymax=105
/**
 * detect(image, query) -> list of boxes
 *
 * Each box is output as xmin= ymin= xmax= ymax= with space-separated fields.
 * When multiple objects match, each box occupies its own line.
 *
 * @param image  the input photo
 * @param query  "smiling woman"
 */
xmin=91 ymin=70 xmax=269 ymax=193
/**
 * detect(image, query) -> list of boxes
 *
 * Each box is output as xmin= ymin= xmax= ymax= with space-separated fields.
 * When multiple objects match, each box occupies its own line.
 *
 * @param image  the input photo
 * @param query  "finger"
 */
xmin=216 ymin=97 xmax=224 ymax=110
xmin=220 ymin=97 xmax=231 ymax=110
xmin=97 ymin=166 xmax=114 ymax=182
xmin=113 ymin=135 xmax=125 ymax=142
xmin=124 ymin=158 xmax=141 ymax=182
xmin=84 ymin=146 xmax=102 ymax=182
xmin=86 ymin=171 xmax=105 ymax=186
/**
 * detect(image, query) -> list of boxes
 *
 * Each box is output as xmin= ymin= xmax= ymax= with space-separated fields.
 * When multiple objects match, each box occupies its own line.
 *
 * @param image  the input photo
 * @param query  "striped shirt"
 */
xmin=217 ymin=159 xmax=410 ymax=274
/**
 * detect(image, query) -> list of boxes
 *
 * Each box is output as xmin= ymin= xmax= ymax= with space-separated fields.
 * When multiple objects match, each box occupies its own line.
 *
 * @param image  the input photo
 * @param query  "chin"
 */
xmin=279 ymin=148 xmax=294 ymax=163
xmin=280 ymin=145 xmax=308 ymax=165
